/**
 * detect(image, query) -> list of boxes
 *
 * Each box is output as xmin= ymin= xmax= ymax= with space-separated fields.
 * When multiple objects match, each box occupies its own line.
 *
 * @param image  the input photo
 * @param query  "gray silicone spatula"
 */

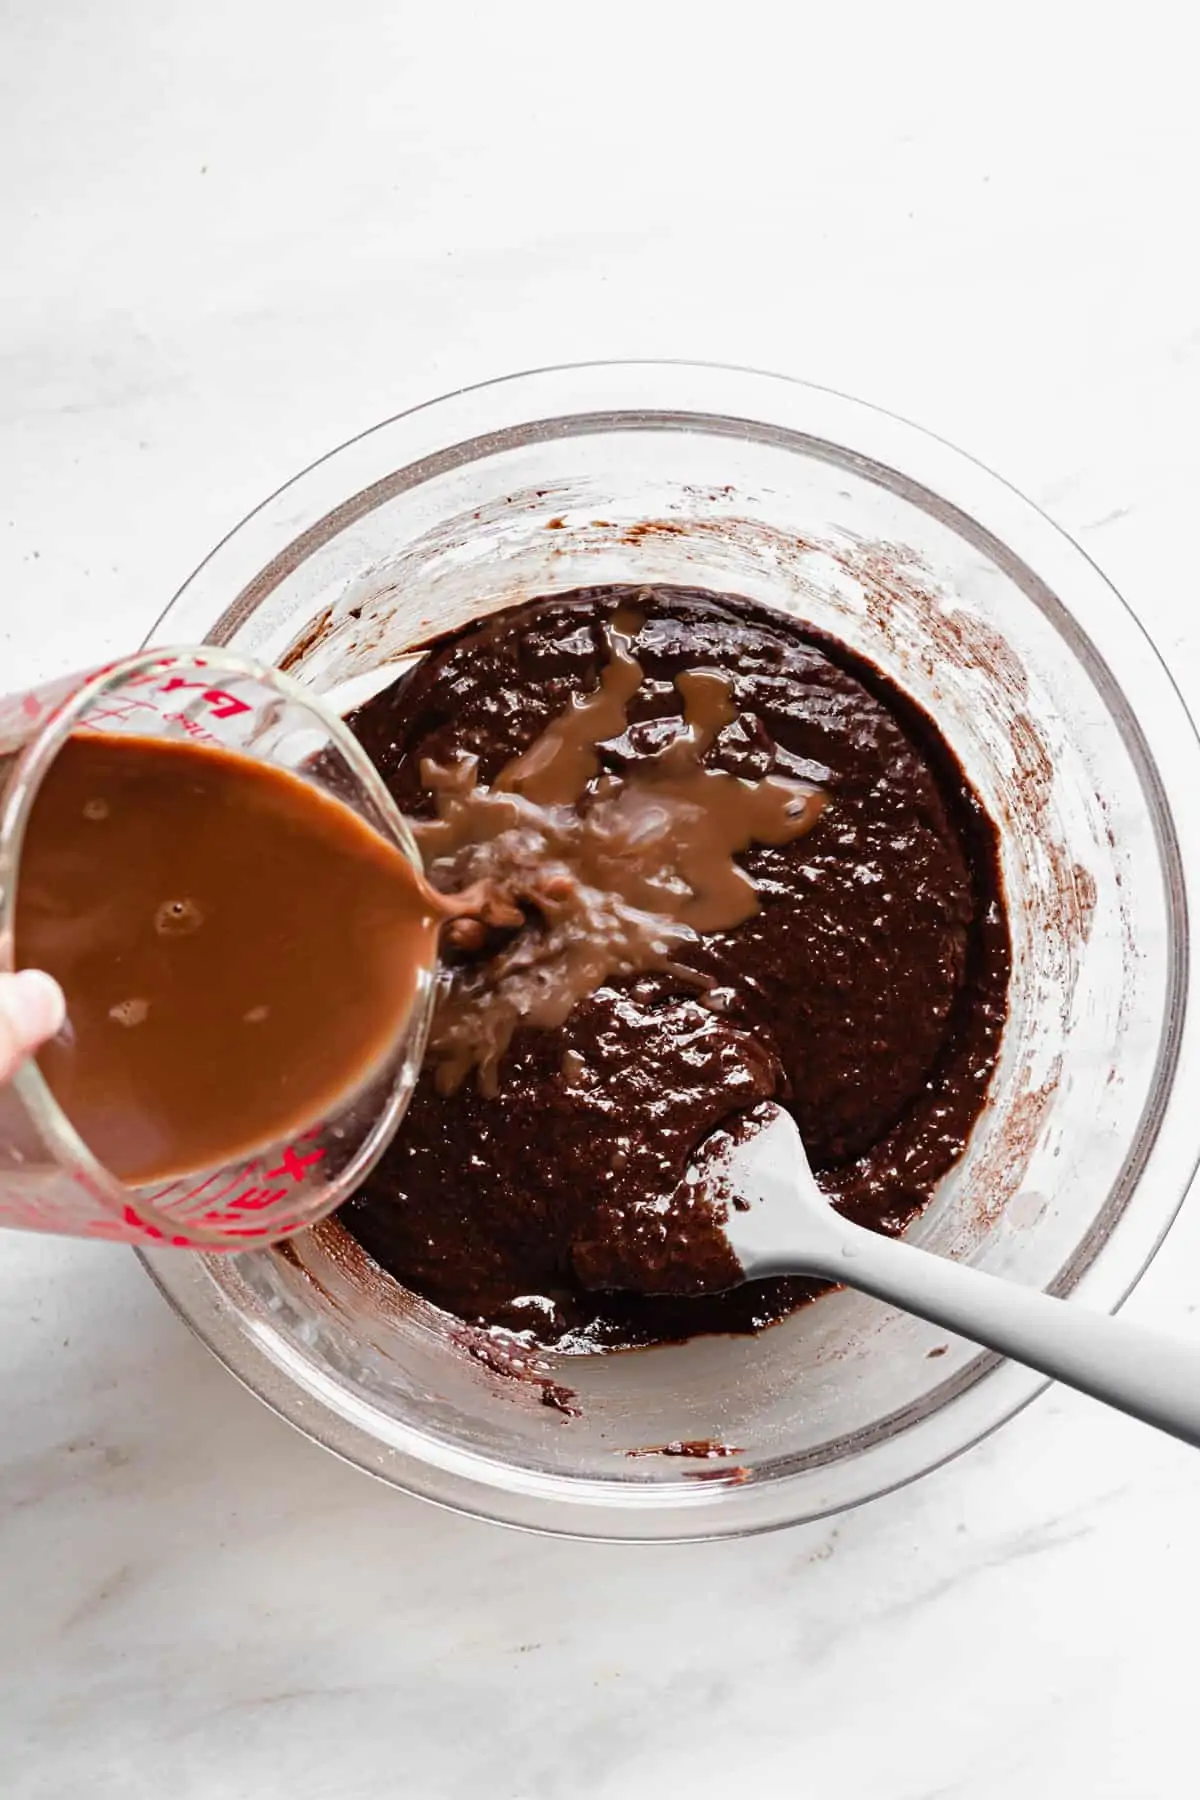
xmin=710 ymin=1103 xmax=1200 ymax=1449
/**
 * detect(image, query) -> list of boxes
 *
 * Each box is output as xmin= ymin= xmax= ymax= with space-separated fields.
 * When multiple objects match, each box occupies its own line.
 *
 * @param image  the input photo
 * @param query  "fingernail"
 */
xmin=2 ymin=969 xmax=67 ymax=1049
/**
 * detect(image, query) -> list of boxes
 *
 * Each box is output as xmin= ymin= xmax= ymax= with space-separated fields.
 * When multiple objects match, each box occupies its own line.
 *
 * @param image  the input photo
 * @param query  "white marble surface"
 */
xmin=3 ymin=3 xmax=1200 ymax=1794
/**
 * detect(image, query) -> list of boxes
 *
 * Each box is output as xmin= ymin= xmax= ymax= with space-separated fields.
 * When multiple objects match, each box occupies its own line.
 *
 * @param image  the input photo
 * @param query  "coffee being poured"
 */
xmin=413 ymin=605 xmax=827 ymax=1094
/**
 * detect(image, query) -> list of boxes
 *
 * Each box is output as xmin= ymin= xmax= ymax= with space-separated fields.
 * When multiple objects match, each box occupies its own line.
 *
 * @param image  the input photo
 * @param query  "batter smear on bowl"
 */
xmin=341 ymin=586 xmax=1010 ymax=1350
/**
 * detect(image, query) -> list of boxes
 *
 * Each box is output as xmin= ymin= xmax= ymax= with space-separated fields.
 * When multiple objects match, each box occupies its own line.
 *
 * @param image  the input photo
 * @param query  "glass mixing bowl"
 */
xmin=138 ymin=362 xmax=1200 ymax=1539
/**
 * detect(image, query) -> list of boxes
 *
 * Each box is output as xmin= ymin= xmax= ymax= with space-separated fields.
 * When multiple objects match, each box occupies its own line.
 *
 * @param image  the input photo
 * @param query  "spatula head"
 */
xmin=573 ymin=1101 xmax=841 ymax=1296
xmin=702 ymin=1102 xmax=840 ymax=1281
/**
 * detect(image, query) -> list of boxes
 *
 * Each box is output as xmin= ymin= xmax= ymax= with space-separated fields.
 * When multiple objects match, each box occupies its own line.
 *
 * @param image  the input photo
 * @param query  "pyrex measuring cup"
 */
xmin=0 ymin=648 xmax=436 ymax=1248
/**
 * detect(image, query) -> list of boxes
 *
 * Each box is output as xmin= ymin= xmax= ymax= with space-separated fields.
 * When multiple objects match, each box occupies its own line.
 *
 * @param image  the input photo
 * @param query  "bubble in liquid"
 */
xmin=82 ymin=797 xmax=109 ymax=822
xmin=109 ymin=997 xmax=149 ymax=1027
xmin=155 ymin=898 xmax=203 ymax=936
xmin=243 ymin=1005 xmax=269 ymax=1024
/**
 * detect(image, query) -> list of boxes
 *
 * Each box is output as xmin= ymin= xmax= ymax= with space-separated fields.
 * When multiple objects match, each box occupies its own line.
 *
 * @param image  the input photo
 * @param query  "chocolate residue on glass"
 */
xmin=342 ymin=585 xmax=1010 ymax=1351
xmin=627 ymin=1440 xmax=745 ymax=1459
xmin=456 ymin=1326 xmax=581 ymax=1417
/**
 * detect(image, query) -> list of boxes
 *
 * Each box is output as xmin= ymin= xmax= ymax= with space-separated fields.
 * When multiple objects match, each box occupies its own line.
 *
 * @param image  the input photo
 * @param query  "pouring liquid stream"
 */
xmin=413 ymin=605 xmax=827 ymax=1093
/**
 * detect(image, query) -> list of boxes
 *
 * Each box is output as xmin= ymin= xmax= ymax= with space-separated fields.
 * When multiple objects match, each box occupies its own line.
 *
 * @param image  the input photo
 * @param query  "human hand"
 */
xmin=0 ymin=970 xmax=66 ymax=1082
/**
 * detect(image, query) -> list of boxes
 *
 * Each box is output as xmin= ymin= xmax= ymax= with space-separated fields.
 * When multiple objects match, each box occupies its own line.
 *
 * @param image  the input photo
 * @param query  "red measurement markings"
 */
xmin=266 ymin=1143 xmax=326 ymax=1184
xmin=78 ymin=695 xmax=164 ymax=731
xmin=71 ymin=1121 xmax=328 ymax=1247
xmin=134 ymin=1165 xmax=248 ymax=1227
xmin=183 ymin=1134 xmax=329 ymax=1236
xmin=116 ymin=1201 xmax=193 ymax=1247
xmin=152 ymin=677 xmax=252 ymax=719
xmin=160 ymin=712 xmax=222 ymax=746
xmin=111 ymin=666 xmax=253 ymax=736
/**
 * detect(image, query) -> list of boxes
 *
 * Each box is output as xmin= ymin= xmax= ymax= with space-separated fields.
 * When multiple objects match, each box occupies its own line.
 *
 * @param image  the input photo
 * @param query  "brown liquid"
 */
xmin=493 ymin=605 xmax=648 ymax=805
xmin=15 ymin=734 xmax=440 ymax=1183
xmin=414 ymin=608 xmax=826 ymax=1095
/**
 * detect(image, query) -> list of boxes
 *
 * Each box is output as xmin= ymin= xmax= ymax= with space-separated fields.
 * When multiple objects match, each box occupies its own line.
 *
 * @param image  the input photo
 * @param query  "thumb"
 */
xmin=0 ymin=970 xmax=66 ymax=1082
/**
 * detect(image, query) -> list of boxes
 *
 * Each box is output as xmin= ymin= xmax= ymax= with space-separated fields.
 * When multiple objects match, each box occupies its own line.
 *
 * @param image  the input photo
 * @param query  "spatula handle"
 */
xmin=811 ymin=1221 xmax=1200 ymax=1449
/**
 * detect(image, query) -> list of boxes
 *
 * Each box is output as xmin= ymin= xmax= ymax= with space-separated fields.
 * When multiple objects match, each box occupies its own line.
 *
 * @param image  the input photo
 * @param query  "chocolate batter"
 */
xmin=342 ymin=586 xmax=1010 ymax=1350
